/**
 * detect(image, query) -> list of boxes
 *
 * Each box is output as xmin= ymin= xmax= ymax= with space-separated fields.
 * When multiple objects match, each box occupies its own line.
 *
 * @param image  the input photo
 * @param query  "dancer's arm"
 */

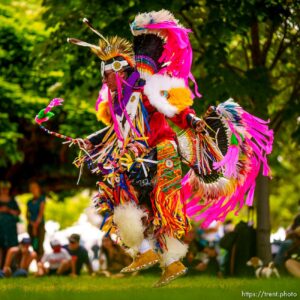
xmin=169 ymin=107 xmax=205 ymax=132
xmin=84 ymin=126 xmax=111 ymax=149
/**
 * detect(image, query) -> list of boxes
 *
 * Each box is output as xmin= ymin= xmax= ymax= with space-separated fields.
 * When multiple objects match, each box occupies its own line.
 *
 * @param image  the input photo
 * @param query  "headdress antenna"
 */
xmin=67 ymin=38 xmax=100 ymax=50
xmin=82 ymin=18 xmax=111 ymax=46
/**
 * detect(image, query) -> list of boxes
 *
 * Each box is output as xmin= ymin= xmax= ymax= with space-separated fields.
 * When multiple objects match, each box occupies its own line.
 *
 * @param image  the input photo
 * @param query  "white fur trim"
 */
xmin=144 ymin=74 xmax=186 ymax=118
xmin=139 ymin=239 xmax=151 ymax=254
xmin=132 ymin=10 xmax=179 ymax=36
xmin=161 ymin=236 xmax=188 ymax=266
xmin=124 ymin=248 xmax=136 ymax=258
xmin=113 ymin=202 xmax=147 ymax=253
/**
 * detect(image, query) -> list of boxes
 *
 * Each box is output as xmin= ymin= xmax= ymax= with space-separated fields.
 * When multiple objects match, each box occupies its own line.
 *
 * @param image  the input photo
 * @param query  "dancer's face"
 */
xmin=103 ymin=70 xmax=126 ymax=92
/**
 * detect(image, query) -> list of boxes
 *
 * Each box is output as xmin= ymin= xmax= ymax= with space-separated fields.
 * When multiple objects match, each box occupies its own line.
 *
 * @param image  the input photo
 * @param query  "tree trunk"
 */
xmin=256 ymin=172 xmax=272 ymax=263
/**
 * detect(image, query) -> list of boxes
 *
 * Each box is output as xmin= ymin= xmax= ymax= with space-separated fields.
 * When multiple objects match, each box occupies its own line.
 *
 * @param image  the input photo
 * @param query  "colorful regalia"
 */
xmin=35 ymin=10 xmax=273 ymax=287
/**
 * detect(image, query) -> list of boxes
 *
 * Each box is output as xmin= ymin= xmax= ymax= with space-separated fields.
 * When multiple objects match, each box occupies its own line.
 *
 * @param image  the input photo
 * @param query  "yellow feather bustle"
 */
xmin=92 ymin=36 xmax=135 ymax=66
xmin=96 ymin=100 xmax=111 ymax=125
xmin=167 ymin=87 xmax=193 ymax=113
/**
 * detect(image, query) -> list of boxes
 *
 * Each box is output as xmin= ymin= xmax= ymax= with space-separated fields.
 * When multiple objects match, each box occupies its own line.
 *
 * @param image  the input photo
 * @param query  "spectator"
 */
xmin=285 ymin=259 xmax=300 ymax=278
xmin=183 ymin=228 xmax=204 ymax=272
xmin=0 ymin=237 xmax=37 ymax=278
xmin=36 ymin=239 xmax=71 ymax=276
xmin=274 ymin=214 xmax=300 ymax=271
xmin=195 ymin=243 xmax=220 ymax=276
xmin=99 ymin=235 xmax=131 ymax=276
xmin=284 ymin=226 xmax=300 ymax=277
xmin=62 ymin=234 xmax=94 ymax=276
xmin=182 ymin=227 xmax=221 ymax=276
xmin=0 ymin=181 xmax=20 ymax=268
xmin=219 ymin=221 xmax=256 ymax=277
xmin=27 ymin=181 xmax=46 ymax=260
xmin=218 ymin=220 xmax=234 ymax=275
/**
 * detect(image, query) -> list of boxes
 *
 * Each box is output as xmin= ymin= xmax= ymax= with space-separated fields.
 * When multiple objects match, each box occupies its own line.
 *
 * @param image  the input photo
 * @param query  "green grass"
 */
xmin=0 ymin=274 xmax=299 ymax=300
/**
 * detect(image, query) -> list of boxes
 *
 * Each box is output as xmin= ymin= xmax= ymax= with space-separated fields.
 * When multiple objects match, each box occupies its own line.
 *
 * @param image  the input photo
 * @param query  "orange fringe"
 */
xmin=151 ymin=141 xmax=191 ymax=243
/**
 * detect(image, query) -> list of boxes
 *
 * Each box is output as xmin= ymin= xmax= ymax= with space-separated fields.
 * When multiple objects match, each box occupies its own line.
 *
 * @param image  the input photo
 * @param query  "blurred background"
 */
xmin=0 ymin=0 xmax=299 ymax=266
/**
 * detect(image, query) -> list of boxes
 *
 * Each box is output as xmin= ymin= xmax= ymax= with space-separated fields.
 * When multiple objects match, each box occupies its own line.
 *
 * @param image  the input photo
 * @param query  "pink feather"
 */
xmin=213 ymin=145 xmax=239 ymax=178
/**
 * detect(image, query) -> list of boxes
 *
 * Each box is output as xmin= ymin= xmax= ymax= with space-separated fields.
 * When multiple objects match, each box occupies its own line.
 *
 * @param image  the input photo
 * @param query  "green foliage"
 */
xmin=16 ymin=190 xmax=91 ymax=229
xmin=0 ymin=0 xmax=99 ymax=188
xmin=45 ymin=191 xmax=90 ymax=229
xmin=0 ymin=276 xmax=299 ymax=300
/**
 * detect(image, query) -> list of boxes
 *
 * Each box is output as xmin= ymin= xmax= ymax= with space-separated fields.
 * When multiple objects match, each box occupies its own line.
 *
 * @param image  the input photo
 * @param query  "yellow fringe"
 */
xmin=96 ymin=101 xmax=111 ymax=125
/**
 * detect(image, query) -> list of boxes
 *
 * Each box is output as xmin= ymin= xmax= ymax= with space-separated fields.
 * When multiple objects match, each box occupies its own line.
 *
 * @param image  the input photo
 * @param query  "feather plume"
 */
xmin=92 ymin=36 xmax=135 ymax=65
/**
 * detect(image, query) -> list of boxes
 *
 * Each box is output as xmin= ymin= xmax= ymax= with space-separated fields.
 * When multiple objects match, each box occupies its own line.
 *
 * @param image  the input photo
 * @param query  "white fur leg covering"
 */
xmin=139 ymin=239 xmax=151 ymax=254
xmin=113 ymin=202 xmax=147 ymax=254
xmin=161 ymin=236 xmax=188 ymax=267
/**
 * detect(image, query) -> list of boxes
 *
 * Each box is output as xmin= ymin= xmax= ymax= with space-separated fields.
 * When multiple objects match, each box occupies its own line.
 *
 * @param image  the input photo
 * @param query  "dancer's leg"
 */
xmin=113 ymin=202 xmax=159 ymax=272
xmin=154 ymin=236 xmax=188 ymax=288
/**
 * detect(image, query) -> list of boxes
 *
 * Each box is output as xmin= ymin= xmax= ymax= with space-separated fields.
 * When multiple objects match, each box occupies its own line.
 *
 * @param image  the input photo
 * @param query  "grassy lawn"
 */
xmin=0 ymin=274 xmax=299 ymax=300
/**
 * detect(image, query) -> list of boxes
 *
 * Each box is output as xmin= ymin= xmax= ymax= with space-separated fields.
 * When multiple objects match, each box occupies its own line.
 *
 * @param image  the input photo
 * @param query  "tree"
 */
xmin=0 ymin=0 xmax=99 ymax=194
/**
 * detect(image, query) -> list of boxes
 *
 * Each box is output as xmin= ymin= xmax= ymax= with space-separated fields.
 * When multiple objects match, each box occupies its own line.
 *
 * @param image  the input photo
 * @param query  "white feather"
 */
xmin=132 ymin=10 xmax=179 ymax=36
xmin=161 ymin=236 xmax=188 ymax=266
xmin=113 ymin=202 xmax=147 ymax=253
xmin=144 ymin=74 xmax=186 ymax=117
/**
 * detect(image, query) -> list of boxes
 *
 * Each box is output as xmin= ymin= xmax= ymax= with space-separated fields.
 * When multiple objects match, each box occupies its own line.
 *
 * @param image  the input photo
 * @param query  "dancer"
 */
xmin=35 ymin=10 xmax=273 ymax=287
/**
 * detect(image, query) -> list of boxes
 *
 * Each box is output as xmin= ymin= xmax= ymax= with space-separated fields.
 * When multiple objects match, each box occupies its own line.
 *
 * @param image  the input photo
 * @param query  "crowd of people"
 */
xmin=0 ymin=180 xmax=46 ymax=268
xmin=0 ymin=180 xmax=300 ymax=279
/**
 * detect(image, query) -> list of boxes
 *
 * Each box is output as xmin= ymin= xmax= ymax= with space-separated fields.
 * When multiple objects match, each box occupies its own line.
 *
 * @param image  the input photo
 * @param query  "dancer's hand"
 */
xmin=84 ymin=139 xmax=94 ymax=150
xmin=195 ymin=119 xmax=206 ymax=133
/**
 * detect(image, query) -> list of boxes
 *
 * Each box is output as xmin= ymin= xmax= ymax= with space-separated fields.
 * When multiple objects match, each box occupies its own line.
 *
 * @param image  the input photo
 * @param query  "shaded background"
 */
xmin=0 ymin=0 xmax=299 ymax=260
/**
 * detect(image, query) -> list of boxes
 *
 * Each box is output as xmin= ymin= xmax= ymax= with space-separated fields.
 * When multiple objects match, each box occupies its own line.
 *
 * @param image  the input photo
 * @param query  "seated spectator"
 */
xmin=195 ymin=243 xmax=220 ymax=276
xmin=0 ymin=181 xmax=20 ymax=268
xmin=99 ymin=235 xmax=131 ymax=276
xmin=62 ymin=234 xmax=94 ymax=277
xmin=183 ymin=228 xmax=204 ymax=272
xmin=275 ymin=214 xmax=300 ymax=271
xmin=0 ymin=237 xmax=37 ymax=278
xmin=285 ymin=259 xmax=300 ymax=278
xmin=284 ymin=226 xmax=300 ymax=277
xmin=36 ymin=239 xmax=71 ymax=276
xmin=219 ymin=221 xmax=256 ymax=277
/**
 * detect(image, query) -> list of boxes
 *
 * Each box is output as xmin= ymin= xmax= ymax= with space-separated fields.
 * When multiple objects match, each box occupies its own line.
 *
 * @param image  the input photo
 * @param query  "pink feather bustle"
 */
xmin=183 ymin=101 xmax=274 ymax=228
xmin=144 ymin=21 xmax=202 ymax=98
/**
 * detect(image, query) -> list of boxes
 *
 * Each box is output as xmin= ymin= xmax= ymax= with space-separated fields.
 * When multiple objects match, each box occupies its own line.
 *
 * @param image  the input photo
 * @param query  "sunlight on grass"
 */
xmin=0 ymin=275 xmax=299 ymax=300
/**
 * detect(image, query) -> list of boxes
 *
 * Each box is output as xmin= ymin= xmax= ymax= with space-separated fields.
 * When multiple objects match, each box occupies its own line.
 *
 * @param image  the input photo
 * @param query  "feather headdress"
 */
xmin=131 ymin=9 xmax=181 ymax=37
xmin=92 ymin=36 xmax=134 ymax=66
xmin=130 ymin=9 xmax=201 ymax=97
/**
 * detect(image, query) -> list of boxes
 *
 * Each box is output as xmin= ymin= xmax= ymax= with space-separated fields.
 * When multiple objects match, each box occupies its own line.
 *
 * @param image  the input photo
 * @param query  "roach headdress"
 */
xmin=68 ymin=18 xmax=135 ymax=75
